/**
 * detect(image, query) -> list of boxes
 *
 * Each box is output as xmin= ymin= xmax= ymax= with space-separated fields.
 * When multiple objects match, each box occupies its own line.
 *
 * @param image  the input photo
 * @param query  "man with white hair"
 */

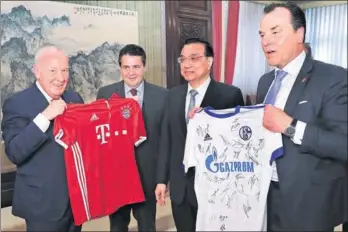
xmin=1 ymin=45 xmax=84 ymax=231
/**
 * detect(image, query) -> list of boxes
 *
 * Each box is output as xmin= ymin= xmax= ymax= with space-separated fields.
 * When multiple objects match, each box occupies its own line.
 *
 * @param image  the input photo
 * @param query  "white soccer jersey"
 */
xmin=183 ymin=104 xmax=283 ymax=231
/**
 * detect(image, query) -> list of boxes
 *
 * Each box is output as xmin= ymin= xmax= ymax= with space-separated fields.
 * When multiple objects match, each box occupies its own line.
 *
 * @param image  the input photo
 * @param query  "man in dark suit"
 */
xmin=1 ymin=46 xmax=84 ymax=231
xmin=96 ymin=44 xmax=168 ymax=232
xmin=155 ymin=38 xmax=244 ymax=232
xmin=256 ymin=2 xmax=347 ymax=231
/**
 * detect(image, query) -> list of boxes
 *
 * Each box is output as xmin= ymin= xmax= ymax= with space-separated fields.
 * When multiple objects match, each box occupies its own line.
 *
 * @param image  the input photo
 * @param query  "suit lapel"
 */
xmin=32 ymin=83 xmax=55 ymax=130
xmin=32 ymin=83 xmax=50 ymax=111
xmin=61 ymin=91 xmax=72 ymax=103
xmin=201 ymin=78 xmax=215 ymax=107
xmin=180 ymin=84 xmax=188 ymax=133
xmin=284 ymin=56 xmax=314 ymax=115
xmin=116 ymin=81 xmax=126 ymax=98
xmin=141 ymin=81 xmax=150 ymax=127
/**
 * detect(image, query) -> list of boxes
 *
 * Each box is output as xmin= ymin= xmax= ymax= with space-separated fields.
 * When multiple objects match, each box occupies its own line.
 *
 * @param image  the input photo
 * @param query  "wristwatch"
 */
xmin=283 ymin=118 xmax=298 ymax=138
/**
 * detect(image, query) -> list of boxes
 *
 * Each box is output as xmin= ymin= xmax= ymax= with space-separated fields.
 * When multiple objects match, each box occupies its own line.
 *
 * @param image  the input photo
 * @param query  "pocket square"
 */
xmin=299 ymin=101 xmax=308 ymax=104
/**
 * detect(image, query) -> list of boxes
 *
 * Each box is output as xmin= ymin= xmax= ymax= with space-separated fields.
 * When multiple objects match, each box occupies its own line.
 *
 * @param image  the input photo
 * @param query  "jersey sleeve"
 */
xmin=183 ymin=117 xmax=198 ymax=173
xmin=53 ymin=115 xmax=71 ymax=149
xmin=264 ymin=129 xmax=284 ymax=165
xmin=132 ymin=103 xmax=147 ymax=147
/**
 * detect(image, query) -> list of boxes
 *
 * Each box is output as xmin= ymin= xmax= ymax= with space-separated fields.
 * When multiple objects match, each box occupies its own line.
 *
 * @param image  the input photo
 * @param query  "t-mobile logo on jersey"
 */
xmin=96 ymin=124 xmax=110 ymax=144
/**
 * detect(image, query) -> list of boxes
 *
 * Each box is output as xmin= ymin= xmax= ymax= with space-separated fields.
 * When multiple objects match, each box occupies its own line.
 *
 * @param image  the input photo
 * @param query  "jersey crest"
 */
xmin=121 ymin=105 xmax=132 ymax=119
xmin=239 ymin=125 xmax=252 ymax=141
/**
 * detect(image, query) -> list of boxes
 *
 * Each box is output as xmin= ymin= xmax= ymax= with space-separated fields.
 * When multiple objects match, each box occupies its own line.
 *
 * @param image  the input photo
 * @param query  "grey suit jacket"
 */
xmin=256 ymin=56 xmax=348 ymax=230
xmin=96 ymin=80 xmax=168 ymax=200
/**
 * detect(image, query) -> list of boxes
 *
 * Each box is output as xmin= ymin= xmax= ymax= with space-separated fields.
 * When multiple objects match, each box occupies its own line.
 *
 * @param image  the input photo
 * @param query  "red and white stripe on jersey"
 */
xmin=71 ymin=141 xmax=91 ymax=221
xmin=55 ymin=130 xmax=91 ymax=222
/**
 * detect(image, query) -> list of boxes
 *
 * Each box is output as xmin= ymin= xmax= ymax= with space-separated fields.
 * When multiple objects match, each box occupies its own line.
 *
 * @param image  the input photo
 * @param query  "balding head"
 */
xmin=33 ymin=45 xmax=69 ymax=100
xmin=34 ymin=45 xmax=66 ymax=65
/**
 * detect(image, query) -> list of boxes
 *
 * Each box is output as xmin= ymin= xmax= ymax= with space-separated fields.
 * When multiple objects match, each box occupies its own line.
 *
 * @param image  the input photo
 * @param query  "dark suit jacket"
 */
xmin=1 ymin=83 xmax=84 ymax=221
xmin=96 ymin=80 xmax=168 ymax=201
xmin=256 ymin=56 xmax=348 ymax=230
xmin=157 ymin=78 xmax=244 ymax=206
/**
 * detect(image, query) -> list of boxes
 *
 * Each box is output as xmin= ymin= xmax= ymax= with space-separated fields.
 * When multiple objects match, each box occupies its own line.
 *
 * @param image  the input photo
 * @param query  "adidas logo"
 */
xmin=90 ymin=113 xmax=99 ymax=121
xmin=204 ymin=133 xmax=212 ymax=141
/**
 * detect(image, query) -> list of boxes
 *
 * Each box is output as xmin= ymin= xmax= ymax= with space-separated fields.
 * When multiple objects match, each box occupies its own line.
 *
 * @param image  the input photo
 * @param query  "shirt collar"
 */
xmin=187 ymin=76 xmax=211 ymax=96
xmin=124 ymin=80 xmax=145 ymax=95
xmin=275 ymin=50 xmax=306 ymax=76
xmin=36 ymin=81 xmax=52 ymax=102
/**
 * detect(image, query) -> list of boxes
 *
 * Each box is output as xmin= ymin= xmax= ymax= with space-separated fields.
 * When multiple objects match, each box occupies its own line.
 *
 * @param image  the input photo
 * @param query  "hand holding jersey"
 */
xmin=41 ymin=99 xmax=67 ymax=120
xmin=263 ymin=104 xmax=293 ymax=134
xmin=188 ymin=106 xmax=202 ymax=119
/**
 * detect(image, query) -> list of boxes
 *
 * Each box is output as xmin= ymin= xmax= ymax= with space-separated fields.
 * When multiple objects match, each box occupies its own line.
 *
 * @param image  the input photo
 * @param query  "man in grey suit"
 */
xmin=257 ymin=2 xmax=347 ymax=231
xmin=96 ymin=44 xmax=168 ymax=232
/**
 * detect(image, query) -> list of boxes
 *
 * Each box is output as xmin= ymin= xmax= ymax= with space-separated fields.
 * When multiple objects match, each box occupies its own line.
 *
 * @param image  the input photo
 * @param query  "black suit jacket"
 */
xmin=157 ymin=78 xmax=244 ymax=205
xmin=96 ymin=80 xmax=168 ymax=200
xmin=1 ymin=83 xmax=83 ymax=221
xmin=256 ymin=56 xmax=348 ymax=230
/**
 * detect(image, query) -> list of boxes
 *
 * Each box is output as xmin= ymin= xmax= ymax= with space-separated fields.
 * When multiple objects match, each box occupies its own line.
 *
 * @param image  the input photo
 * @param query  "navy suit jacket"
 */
xmin=1 ymin=83 xmax=84 ymax=221
xmin=256 ymin=56 xmax=347 ymax=230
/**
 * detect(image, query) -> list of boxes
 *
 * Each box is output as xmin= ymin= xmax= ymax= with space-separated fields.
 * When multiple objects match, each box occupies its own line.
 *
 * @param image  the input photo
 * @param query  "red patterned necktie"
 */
xmin=130 ymin=88 xmax=137 ymax=96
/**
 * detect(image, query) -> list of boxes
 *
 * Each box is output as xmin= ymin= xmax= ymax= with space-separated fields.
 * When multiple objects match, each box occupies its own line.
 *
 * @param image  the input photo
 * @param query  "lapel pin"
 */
xmin=301 ymin=77 xmax=308 ymax=83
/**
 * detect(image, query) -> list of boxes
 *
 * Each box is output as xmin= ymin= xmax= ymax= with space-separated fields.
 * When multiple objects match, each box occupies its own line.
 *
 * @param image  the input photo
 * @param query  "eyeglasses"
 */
xmin=177 ymin=56 xmax=205 ymax=64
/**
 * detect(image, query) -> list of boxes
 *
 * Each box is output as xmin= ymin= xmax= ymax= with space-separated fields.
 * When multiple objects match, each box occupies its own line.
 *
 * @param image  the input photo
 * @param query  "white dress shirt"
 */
xmin=185 ymin=77 xmax=211 ymax=116
xmin=268 ymin=50 xmax=307 ymax=181
xmin=33 ymin=82 xmax=53 ymax=133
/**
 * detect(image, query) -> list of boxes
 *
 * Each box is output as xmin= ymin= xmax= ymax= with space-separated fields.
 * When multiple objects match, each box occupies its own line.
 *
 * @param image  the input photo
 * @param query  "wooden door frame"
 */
xmin=165 ymin=1 xmax=212 ymax=89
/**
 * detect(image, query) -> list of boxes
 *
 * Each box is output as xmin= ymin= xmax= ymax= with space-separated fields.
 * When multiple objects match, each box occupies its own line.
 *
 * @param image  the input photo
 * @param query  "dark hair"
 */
xmin=264 ymin=2 xmax=306 ymax=42
xmin=182 ymin=38 xmax=214 ymax=58
xmin=118 ymin=44 xmax=146 ymax=66
xmin=304 ymin=43 xmax=312 ymax=58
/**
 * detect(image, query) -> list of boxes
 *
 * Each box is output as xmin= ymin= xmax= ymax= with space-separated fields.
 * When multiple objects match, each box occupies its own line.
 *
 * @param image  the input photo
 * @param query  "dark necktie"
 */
xmin=264 ymin=69 xmax=287 ymax=105
xmin=130 ymin=88 xmax=137 ymax=96
xmin=186 ymin=89 xmax=198 ymax=124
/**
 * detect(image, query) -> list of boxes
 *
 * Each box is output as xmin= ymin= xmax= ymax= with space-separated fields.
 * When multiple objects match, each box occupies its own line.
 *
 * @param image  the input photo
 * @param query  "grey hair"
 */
xmin=34 ymin=44 xmax=66 ymax=64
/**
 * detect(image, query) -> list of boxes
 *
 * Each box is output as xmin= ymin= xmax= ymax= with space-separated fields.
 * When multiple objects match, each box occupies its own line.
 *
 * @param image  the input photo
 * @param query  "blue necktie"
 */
xmin=264 ymin=70 xmax=287 ymax=105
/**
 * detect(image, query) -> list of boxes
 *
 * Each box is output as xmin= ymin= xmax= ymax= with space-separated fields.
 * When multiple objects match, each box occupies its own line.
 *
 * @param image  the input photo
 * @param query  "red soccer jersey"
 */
xmin=53 ymin=96 xmax=146 ymax=225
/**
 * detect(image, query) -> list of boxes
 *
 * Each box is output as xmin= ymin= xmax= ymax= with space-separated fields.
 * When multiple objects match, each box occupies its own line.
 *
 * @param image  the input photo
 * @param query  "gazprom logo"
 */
xmin=205 ymin=147 xmax=254 ymax=173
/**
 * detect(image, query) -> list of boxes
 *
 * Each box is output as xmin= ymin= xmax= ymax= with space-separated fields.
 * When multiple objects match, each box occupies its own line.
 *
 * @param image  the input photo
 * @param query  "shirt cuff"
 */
xmin=33 ymin=113 xmax=50 ymax=133
xmin=292 ymin=120 xmax=306 ymax=145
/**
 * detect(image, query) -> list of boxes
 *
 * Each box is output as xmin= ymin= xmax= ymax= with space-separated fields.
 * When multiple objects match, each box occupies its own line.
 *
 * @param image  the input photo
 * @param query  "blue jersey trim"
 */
xmin=203 ymin=104 xmax=266 ymax=118
xmin=204 ymin=106 xmax=241 ymax=118
xmin=239 ymin=104 xmax=266 ymax=110
xmin=269 ymin=147 xmax=284 ymax=165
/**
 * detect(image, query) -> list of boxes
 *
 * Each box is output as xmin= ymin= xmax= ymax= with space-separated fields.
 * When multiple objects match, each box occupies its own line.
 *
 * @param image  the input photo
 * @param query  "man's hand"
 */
xmin=41 ymin=99 xmax=67 ymax=121
xmin=189 ymin=106 xmax=202 ymax=119
xmin=263 ymin=104 xmax=292 ymax=133
xmin=155 ymin=184 xmax=167 ymax=206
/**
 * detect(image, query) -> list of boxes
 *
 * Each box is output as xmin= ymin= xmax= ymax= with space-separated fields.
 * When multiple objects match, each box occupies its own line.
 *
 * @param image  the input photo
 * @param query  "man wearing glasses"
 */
xmin=155 ymin=38 xmax=244 ymax=232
